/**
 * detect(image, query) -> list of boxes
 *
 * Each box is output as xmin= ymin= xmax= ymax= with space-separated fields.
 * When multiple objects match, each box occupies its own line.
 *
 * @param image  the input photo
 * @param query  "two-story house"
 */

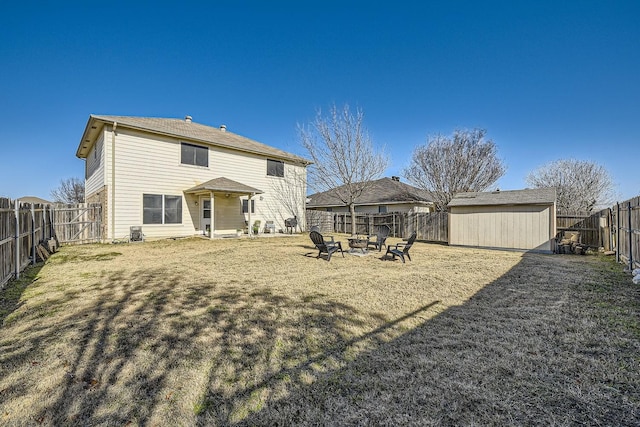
xmin=76 ymin=115 xmax=310 ymax=241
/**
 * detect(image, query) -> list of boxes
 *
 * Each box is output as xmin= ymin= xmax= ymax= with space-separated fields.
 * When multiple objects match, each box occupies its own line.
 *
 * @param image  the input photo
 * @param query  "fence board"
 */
xmin=52 ymin=203 xmax=102 ymax=244
xmin=0 ymin=199 xmax=56 ymax=287
xmin=0 ymin=198 xmax=100 ymax=288
xmin=615 ymin=197 xmax=640 ymax=270
xmin=556 ymin=209 xmax=609 ymax=249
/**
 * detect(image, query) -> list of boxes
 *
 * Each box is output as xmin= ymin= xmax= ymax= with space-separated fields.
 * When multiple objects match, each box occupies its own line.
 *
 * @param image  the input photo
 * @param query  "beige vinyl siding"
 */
xmin=212 ymin=196 xmax=245 ymax=234
xmin=449 ymin=204 xmax=553 ymax=252
xmin=105 ymin=127 xmax=307 ymax=239
xmin=85 ymin=132 xmax=105 ymax=197
xmin=214 ymin=148 xmax=307 ymax=233
xmin=258 ymin=163 xmax=307 ymax=231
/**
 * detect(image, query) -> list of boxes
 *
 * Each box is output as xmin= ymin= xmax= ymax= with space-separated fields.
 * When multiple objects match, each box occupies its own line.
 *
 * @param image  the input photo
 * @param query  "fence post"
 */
xmin=14 ymin=202 xmax=20 ymax=280
xmin=629 ymin=201 xmax=633 ymax=270
xmin=31 ymin=204 xmax=36 ymax=265
xmin=392 ymin=214 xmax=396 ymax=237
xmin=616 ymin=202 xmax=620 ymax=264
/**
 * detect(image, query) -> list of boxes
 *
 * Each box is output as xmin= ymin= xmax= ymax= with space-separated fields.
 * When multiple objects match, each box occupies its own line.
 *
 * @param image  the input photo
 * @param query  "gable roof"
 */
xmin=184 ymin=177 xmax=263 ymax=195
xmin=307 ymin=177 xmax=434 ymax=208
xmin=76 ymin=115 xmax=311 ymax=164
xmin=18 ymin=196 xmax=53 ymax=205
xmin=447 ymin=188 xmax=556 ymax=207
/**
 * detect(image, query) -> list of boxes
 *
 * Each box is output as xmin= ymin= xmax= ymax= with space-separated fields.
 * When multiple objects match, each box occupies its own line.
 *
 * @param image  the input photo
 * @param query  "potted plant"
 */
xmin=236 ymin=229 xmax=243 ymax=237
xmin=252 ymin=220 xmax=261 ymax=235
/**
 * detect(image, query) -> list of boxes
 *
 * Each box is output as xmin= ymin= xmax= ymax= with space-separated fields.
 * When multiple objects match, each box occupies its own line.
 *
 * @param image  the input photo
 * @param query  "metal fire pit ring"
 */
xmin=348 ymin=237 xmax=369 ymax=254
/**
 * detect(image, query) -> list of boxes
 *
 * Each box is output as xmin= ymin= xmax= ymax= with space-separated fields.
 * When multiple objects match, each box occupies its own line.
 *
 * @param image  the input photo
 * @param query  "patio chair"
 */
xmin=384 ymin=231 xmax=416 ymax=263
xmin=309 ymin=230 xmax=344 ymax=261
xmin=367 ymin=225 xmax=391 ymax=252
xmin=264 ymin=220 xmax=276 ymax=233
xmin=310 ymin=225 xmax=335 ymax=243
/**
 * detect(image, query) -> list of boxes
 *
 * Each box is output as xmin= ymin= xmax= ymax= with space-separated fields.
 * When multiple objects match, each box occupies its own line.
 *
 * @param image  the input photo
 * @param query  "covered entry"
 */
xmin=184 ymin=177 xmax=263 ymax=238
xmin=448 ymin=188 xmax=557 ymax=252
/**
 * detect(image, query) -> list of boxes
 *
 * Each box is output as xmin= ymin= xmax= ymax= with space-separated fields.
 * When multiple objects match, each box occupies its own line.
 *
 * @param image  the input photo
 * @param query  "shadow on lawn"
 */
xmin=8 ymin=252 xmax=638 ymax=425
xmin=15 ymin=263 xmax=436 ymax=425
xmin=238 ymin=253 xmax=640 ymax=426
xmin=0 ymin=262 xmax=44 ymax=325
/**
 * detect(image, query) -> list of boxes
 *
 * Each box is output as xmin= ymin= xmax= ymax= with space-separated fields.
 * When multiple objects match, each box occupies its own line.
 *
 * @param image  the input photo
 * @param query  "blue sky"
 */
xmin=1 ymin=1 xmax=638 ymax=201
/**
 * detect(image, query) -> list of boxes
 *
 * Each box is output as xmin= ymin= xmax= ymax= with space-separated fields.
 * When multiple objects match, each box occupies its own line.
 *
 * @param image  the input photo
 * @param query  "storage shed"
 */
xmin=448 ymin=188 xmax=556 ymax=252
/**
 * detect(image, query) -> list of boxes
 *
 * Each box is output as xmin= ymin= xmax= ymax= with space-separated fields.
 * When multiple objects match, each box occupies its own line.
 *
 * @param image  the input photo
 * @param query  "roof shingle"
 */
xmin=307 ymin=178 xmax=434 ymax=207
xmin=447 ymin=188 xmax=556 ymax=207
xmin=78 ymin=115 xmax=311 ymax=164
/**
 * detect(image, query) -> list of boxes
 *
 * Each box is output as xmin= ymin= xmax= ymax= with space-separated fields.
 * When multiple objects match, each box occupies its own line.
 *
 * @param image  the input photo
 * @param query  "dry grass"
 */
xmin=0 ymin=235 xmax=638 ymax=426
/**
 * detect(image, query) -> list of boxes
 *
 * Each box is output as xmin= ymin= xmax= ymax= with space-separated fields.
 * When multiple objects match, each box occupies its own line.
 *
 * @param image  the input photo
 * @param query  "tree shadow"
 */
xmin=6 ymin=263 xmax=432 ymax=425
xmin=238 ymin=253 xmax=640 ymax=426
xmin=4 ymin=252 xmax=637 ymax=425
xmin=0 ymin=262 xmax=44 ymax=325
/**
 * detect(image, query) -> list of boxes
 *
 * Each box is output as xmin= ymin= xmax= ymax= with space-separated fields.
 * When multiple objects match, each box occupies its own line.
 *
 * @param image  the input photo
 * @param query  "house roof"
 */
xmin=447 ymin=188 xmax=556 ymax=207
xmin=307 ymin=177 xmax=434 ymax=208
xmin=76 ymin=115 xmax=311 ymax=164
xmin=184 ymin=177 xmax=263 ymax=195
xmin=18 ymin=196 xmax=52 ymax=204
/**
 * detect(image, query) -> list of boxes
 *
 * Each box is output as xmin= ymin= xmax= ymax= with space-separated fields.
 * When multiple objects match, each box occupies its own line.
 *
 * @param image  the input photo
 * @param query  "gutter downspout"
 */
xmin=248 ymin=193 xmax=253 ymax=238
xmin=209 ymin=191 xmax=214 ymax=240
xmin=111 ymin=122 xmax=117 ymax=241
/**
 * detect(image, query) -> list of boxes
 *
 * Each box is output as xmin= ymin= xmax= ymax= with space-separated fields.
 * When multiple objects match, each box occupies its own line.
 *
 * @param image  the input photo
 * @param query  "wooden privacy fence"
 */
xmin=53 ymin=203 xmax=102 ymax=245
xmin=0 ymin=198 xmax=102 ymax=288
xmin=614 ymin=196 xmax=640 ymax=271
xmin=556 ymin=209 xmax=612 ymax=250
xmin=0 ymin=198 xmax=56 ymax=287
xmin=306 ymin=210 xmax=448 ymax=243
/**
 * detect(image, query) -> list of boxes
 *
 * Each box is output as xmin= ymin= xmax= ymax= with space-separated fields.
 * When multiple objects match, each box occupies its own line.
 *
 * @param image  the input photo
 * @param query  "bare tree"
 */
xmin=50 ymin=177 xmax=85 ymax=204
xmin=404 ymin=128 xmax=506 ymax=211
xmin=525 ymin=159 xmax=615 ymax=212
xmin=265 ymin=166 xmax=308 ymax=232
xmin=299 ymin=104 xmax=389 ymax=235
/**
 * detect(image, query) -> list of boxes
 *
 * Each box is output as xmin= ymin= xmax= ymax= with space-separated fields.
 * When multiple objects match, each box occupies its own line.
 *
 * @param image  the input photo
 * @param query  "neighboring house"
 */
xmin=76 ymin=115 xmax=311 ymax=241
xmin=448 ymin=188 xmax=557 ymax=252
xmin=18 ymin=196 xmax=52 ymax=205
xmin=306 ymin=177 xmax=435 ymax=213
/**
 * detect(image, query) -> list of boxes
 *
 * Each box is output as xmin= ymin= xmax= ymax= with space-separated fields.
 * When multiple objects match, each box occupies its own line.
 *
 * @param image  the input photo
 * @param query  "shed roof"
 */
xmin=76 ymin=115 xmax=311 ymax=164
xmin=307 ymin=177 xmax=434 ymax=208
xmin=447 ymin=188 xmax=556 ymax=207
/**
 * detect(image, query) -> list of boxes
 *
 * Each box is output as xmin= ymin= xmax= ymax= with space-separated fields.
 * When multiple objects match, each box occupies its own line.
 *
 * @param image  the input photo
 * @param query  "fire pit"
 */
xmin=348 ymin=236 xmax=369 ymax=254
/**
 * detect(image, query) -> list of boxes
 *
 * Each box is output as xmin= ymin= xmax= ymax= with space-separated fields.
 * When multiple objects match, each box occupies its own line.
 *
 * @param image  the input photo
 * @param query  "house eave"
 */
xmin=76 ymin=115 xmax=311 ymax=165
xmin=76 ymin=115 xmax=104 ymax=158
xmin=307 ymin=200 xmax=434 ymax=209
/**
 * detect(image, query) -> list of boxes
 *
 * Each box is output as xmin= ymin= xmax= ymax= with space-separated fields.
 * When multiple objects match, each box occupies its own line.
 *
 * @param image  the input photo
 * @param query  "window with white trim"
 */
xmin=242 ymin=199 xmax=255 ymax=214
xmin=143 ymin=194 xmax=183 ymax=224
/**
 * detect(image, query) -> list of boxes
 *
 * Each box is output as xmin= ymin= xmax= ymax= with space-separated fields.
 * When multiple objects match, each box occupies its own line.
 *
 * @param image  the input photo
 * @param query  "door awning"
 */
xmin=184 ymin=177 xmax=263 ymax=196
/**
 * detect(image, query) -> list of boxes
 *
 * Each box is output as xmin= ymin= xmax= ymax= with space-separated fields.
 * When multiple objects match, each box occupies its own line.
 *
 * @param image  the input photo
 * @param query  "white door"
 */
xmin=201 ymin=197 xmax=211 ymax=236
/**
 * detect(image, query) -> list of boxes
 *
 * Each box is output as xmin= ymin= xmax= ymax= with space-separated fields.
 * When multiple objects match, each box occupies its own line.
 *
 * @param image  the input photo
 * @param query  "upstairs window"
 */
xmin=267 ymin=159 xmax=284 ymax=177
xmin=181 ymin=142 xmax=208 ymax=167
